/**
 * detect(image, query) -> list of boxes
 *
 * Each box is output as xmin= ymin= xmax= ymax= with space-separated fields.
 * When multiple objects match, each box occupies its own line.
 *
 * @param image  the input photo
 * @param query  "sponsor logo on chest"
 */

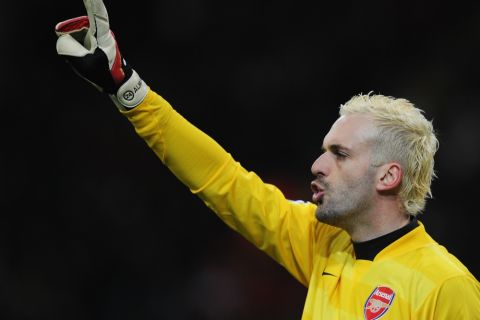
xmin=363 ymin=285 xmax=395 ymax=320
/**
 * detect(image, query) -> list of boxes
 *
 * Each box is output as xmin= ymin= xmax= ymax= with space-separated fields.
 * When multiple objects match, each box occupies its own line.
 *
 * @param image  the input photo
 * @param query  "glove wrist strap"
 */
xmin=110 ymin=70 xmax=148 ymax=109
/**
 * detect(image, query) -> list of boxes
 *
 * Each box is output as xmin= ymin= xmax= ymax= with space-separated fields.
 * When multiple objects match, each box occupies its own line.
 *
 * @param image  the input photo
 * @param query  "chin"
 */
xmin=315 ymin=207 xmax=346 ymax=228
xmin=315 ymin=207 xmax=329 ymax=222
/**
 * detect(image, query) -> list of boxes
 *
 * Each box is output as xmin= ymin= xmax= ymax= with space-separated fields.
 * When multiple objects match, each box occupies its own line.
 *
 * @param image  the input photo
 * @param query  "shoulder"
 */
xmin=403 ymin=237 xmax=476 ymax=284
xmin=383 ymin=222 xmax=474 ymax=280
xmin=392 ymin=228 xmax=480 ymax=316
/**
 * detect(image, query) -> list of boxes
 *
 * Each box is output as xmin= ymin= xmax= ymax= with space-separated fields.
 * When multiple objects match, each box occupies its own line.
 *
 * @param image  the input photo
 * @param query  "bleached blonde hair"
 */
xmin=339 ymin=93 xmax=439 ymax=215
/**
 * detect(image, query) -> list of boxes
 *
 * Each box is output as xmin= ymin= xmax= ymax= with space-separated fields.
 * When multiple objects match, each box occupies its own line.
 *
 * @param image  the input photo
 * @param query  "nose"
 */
xmin=311 ymin=152 xmax=329 ymax=177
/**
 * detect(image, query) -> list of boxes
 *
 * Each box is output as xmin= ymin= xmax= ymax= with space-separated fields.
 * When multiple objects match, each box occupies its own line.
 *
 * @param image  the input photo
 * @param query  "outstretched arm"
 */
xmin=121 ymin=90 xmax=321 ymax=286
xmin=55 ymin=0 xmax=337 ymax=286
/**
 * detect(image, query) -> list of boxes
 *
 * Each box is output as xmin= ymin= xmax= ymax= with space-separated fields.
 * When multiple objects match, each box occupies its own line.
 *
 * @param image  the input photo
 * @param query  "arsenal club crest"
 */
xmin=363 ymin=286 xmax=395 ymax=320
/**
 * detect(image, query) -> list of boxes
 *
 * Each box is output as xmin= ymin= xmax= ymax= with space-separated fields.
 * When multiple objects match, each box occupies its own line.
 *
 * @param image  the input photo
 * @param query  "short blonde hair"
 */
xmin=340 ymin=93 xmax=439 ymax=215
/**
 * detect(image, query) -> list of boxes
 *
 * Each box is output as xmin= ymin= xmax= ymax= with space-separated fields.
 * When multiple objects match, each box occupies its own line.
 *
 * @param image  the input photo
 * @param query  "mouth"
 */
xmin=310 ymin=181 xmax=325 ymax=204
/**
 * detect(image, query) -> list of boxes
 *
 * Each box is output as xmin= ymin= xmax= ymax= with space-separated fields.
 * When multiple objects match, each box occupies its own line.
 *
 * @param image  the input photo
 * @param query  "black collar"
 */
xmin=352 ymin=217 xmax=419 ymax=261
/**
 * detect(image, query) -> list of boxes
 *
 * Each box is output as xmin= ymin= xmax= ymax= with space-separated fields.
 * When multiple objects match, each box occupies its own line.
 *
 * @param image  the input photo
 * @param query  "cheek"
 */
xmin=348 ymin=157 xmax=372 ymax=174
xmin=339 ymin=162 xmax=373 ymax=186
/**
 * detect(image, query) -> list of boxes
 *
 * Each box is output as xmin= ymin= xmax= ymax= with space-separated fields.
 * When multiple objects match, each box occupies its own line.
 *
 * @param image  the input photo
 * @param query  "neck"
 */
xmin=347 ymin=200 xmax=410 ymax=242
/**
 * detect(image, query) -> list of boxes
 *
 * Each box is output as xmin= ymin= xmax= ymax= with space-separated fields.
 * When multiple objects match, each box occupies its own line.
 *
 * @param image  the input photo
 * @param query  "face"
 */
xmin=311 ymin=114 xmax=379 ymax=230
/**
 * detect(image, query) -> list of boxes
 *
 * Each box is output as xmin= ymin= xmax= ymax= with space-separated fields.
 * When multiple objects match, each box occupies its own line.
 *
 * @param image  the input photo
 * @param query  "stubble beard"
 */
xmin=315 ymin=169 xmax=376 ymax=231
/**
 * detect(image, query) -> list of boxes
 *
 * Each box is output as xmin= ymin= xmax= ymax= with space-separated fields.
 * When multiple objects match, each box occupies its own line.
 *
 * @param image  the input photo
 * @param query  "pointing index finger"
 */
xmin=83 ymin=0 xmax=110 ymax=42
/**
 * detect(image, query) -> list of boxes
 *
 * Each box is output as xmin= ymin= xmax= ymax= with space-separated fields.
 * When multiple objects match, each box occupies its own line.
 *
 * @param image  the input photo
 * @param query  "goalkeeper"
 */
xmin=55 ymin=0 xmax=480 ymax=318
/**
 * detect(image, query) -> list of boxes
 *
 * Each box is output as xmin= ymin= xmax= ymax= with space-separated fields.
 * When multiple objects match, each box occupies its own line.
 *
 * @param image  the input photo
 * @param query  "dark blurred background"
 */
xmin=1 ymin=0 xmax=480 ymax=319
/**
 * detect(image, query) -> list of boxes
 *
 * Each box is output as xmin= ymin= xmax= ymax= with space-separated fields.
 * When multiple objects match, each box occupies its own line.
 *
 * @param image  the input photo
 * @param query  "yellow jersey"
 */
xmin=122 ymin=89 xmax=480 ymax=319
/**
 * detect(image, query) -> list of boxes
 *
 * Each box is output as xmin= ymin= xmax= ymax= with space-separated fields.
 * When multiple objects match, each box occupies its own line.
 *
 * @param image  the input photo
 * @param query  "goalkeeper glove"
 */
xmin=55 ymin=0 xmax=147 ymax=109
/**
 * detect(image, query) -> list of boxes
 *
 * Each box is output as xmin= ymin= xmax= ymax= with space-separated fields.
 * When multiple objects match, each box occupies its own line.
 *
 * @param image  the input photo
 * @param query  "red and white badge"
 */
xmin=363 ymin=285 xmax=395 ymax=320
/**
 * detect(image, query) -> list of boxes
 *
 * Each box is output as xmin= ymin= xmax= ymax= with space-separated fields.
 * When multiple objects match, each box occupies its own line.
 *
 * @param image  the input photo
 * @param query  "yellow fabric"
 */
xmin=122 ymin=89 xmax=480 ymax=319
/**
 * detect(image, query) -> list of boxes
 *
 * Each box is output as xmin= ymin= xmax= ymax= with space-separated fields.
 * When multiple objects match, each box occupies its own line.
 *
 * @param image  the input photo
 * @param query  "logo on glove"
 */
xmin=122 ymin=79 xmax=144 ymax=101
xmin=123 ymin=90 xmax=135 ymax=101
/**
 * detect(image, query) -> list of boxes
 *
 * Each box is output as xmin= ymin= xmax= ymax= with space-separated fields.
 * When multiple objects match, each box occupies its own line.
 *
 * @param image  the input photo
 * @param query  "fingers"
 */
xmin=83 ymin=0 xmax=110 ymax=42
xmin=55 ymin=16 xmax=89 ymax=36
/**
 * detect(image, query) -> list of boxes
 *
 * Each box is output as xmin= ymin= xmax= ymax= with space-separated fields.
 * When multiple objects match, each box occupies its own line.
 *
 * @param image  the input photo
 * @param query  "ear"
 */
xmin=376 ymin=162 xmax=403 ymax=192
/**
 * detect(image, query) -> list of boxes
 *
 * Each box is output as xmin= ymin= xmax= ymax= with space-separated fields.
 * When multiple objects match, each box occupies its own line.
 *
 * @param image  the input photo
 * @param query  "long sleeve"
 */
xmin=120 ymin=88 xmax=335 ymax=286
xmin=121 ymin=88 xmax=231 ymax=191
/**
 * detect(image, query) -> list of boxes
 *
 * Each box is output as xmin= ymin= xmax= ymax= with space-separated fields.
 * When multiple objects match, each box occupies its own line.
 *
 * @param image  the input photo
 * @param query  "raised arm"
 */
xmin=54 ymin=0 xmax=340 ymax=286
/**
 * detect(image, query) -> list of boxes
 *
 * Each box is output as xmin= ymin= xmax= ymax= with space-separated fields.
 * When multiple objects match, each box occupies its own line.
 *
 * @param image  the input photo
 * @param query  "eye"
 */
xmin=334 ymin=150 xmax=347 ymax=159
xmin=323 ymin=145 xmax=349 ymax=160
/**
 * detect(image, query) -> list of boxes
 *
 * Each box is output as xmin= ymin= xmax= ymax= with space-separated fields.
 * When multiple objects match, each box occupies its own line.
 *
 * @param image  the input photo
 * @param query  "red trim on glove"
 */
xmin=110 ymin=31 xmax=126 ymax=85
xmin=55 ymin=16 xmax=90 ymax=35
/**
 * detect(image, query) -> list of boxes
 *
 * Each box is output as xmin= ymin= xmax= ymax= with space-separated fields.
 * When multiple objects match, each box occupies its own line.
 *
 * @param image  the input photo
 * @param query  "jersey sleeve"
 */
xmin=121 ymin=89 xmax=340 ymax=286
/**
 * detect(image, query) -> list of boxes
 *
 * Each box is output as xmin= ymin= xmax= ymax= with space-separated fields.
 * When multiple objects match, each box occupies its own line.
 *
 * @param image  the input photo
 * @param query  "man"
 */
xmin=55 ymin=0 xmax=480 ymax=318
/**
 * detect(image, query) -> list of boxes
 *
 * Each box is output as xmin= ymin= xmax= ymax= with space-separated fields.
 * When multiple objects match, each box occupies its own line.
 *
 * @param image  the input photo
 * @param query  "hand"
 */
xmin=55 ymin=0 xmax=147 ymax=109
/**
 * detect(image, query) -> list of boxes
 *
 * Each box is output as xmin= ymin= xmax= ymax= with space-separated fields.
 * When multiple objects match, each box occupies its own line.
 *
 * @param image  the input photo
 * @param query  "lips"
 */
xmin=310 ymin=181 xmax=325 ymax=204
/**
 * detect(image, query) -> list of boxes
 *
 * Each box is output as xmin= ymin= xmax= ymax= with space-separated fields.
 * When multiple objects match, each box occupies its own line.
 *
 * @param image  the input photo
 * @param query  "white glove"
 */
xmin=55 ymin=0 xmax=148 ymax=109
